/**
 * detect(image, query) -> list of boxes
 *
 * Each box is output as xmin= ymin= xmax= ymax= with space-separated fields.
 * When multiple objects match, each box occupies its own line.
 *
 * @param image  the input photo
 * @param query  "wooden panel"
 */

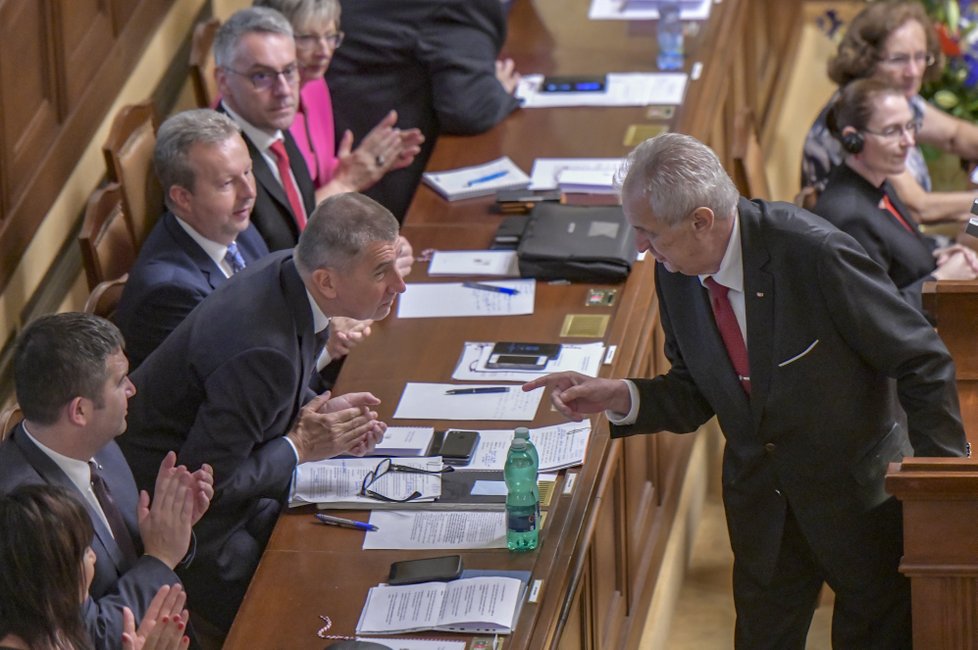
xmin=0 ymin=0 xmax=59 ymax=211
xmin=57 ymin=0 xmax=115 ymax=109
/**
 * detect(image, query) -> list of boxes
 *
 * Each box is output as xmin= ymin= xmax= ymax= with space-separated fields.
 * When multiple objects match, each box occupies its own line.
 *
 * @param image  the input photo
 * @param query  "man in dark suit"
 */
xmin=119 ymin=192 xmax=404 ymax=633
xmin=213 ymin=7 xmax=315 ymax=252
xmin=0 ymin=313 xmax=213 ymax=647
xmin=326 ymin=0 xmax=521 ymax=220
xmin=524 ymin=133 xmax=967 ymax=649
xmin=115 ymin=109 xmax=268 ymax=369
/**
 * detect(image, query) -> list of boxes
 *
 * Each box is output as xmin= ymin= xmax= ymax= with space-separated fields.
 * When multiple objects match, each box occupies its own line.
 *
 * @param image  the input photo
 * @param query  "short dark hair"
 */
xmin=827 ymin=78 xmax=907 ymax=139
xmin=295 ymin=192 xmax=399 ymax=275
xmin=14 ymin=313 xmax=124 ymax=425
xmin=828 ymin=1 xmax=941 ymax=86
xmin=0 ymin=485 xmax=94 ymax=650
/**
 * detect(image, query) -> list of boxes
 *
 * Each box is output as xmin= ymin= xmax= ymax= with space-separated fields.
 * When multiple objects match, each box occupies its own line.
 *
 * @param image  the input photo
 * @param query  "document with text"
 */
xmin=362 ymin=510 xmax=507 ymax=550
xmin=355 ymin=576 xmax=524 ymax=635
xmin=397 ymin=280 xmax=535 ymax=319
xmin=393 ymin=383 xmax=543 ymax=421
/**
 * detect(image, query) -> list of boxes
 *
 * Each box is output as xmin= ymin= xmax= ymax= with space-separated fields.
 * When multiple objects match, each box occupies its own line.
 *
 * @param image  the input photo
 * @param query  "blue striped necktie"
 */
xmin=225 ymin=241 xmax=246 ymax=274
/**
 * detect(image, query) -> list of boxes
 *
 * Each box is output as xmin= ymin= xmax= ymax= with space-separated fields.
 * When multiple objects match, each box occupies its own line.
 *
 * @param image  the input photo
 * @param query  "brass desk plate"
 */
xmin=560 ymin=314 xmax=610 ymax=338
xmin=586 ymin=288 xmax=617 ymax=307
xmin=624 ymin=123 xmax=669 ymax=147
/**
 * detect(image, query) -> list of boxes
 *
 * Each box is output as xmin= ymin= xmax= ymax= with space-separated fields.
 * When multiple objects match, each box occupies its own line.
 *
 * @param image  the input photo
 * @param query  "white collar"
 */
xmin=700 ymin=211 xmax=743 ymax=292
xmin=174 ymin=216 xmax=231 ymax=270
xmin=304 ymin=288 xmax=331 ymax=335
xmin=20 ymin=422 xmax=94 ymax=496
xmin=223 ymin=103 xmax=283 ymax=153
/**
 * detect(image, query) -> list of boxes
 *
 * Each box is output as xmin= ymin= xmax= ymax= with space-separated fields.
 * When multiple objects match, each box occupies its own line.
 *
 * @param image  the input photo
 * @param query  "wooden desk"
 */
xmin=225 ymin=1 xmax=803 ymax=648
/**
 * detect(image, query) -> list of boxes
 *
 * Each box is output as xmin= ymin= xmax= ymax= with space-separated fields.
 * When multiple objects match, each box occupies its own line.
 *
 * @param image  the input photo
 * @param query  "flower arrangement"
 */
xmin=920 ymin=0 xmax=978 ymax=120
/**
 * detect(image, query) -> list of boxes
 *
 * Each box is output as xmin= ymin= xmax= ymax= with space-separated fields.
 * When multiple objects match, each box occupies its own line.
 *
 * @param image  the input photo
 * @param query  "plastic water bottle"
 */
xmin=505 ymin=437 xmax=539 ymax=551
xmin=514 ymin=427 xmax=539 ymax=468
xmin=656 ymin=1 xmax=684 ymax=71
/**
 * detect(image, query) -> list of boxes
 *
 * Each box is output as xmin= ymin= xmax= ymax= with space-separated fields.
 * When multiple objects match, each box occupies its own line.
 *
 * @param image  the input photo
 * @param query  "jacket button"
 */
xmin=764 ymin=443 xmax=776 ymax=452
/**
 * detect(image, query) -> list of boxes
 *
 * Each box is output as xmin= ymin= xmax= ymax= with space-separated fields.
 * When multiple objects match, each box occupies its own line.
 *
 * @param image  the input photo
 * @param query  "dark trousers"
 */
xmin=732 ymin=503 xmax=911 ymax=649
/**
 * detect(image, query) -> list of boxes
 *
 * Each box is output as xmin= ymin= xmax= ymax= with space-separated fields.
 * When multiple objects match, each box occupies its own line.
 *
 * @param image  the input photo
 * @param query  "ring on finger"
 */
xmin=375 ymin=154 xmax=385 ymax=166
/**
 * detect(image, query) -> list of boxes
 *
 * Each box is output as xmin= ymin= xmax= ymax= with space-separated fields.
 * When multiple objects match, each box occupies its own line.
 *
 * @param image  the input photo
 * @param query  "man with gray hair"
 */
xmin=525 ymin=133 xmax=966 ymax=648
xmin=115 ymin=109 xmax=268 ymax=369
xmin=119 ymin=192 xmax=403 ymax=633
xmin=214 ymin=6 xmax=315 ymax=252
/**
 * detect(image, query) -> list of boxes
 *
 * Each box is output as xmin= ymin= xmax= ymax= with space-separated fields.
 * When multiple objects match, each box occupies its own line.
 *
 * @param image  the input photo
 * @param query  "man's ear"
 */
xmin=65 ymin=396 xmax=89 ymax=427
xmin=312 ymin=267 xmax=339 ymax=300
xmin=689 ymin=206 xmax=716 ymax=235
xmin=169 ymin=185 xmax=193 ymax=214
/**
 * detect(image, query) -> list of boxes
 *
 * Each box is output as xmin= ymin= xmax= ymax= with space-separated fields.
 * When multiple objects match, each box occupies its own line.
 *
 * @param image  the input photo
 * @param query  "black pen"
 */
xmin=445 ymin=387 xmax=511 ymax=395
xmin=315 ymin=513 xmax=378 ymax=531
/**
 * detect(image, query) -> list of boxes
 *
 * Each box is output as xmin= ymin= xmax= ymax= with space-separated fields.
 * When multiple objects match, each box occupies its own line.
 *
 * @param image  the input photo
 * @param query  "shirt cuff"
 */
xmin=605 ymin=380 xmax=640 ymax=425
xmin=316 ymin=347 xmax=332 ymax=372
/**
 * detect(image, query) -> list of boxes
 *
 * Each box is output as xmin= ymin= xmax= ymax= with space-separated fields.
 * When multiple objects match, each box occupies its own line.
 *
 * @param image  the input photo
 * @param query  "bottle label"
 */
xmin=508 ymin=511 xmax=536 ymax=532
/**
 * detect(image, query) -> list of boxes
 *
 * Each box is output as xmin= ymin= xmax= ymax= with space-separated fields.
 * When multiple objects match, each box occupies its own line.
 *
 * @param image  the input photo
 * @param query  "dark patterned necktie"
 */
xmin=89 ymin=461 xmax=139 ymax=565
xmin=225 ymin=241 xmax=246 ymax=274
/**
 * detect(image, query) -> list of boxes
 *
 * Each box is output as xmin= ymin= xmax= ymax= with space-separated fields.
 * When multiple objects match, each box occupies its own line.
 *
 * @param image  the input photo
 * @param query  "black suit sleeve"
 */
xmin=419 ymin=1 xmax=520 ymax=135
xmin=122 ymin=281 xmax=210 ymax=368
xmin=815 ymin=229 xmax=964 ymax=457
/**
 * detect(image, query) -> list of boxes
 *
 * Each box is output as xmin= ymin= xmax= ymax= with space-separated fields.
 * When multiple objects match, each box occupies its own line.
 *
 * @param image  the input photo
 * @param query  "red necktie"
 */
xmin=880 ymin=194 xmax=914 ymax=234
xmin=269 ymin=140 xmax=308 ymax=231
xmin=704 ymin=277 xmax=751 ymax=394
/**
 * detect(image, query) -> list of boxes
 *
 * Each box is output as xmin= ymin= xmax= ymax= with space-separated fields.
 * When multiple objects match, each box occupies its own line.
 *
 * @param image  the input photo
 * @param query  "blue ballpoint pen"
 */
xmin=462 ymin=281 xmax=519 ymax=296
xmin=315 ymin=513 xmax=378 ymax=531
xmin=466 ymin=170 xmax=509 ymax=186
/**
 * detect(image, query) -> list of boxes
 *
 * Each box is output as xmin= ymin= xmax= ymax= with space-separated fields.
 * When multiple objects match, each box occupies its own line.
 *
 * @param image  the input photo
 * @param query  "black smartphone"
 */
xmin=440 ymin=430 xmax=480 ymax=465
xmin=388 ymin=554 xmax=463 ymax=585
xmin=540 ymin=75 xmax=607 ymax=93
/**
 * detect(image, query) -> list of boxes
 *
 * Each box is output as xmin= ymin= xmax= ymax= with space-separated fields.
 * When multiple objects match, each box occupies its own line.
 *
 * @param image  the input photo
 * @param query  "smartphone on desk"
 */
xmin=439 ymin=430 xmax=481 ymax=466
xmin=389 ymin=554 xmax=463 ymax=585
xmin=540 ymin=75 xmax=607 ymax=93
xmin=486 ymin=342 xmax=562 ymax=370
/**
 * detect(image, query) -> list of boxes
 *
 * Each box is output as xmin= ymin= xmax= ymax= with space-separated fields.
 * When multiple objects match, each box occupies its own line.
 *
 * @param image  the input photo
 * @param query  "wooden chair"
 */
xmin=102 ymin=101 xmax=163 ymax=248
xmin=78 ymin=183 xmax=137 ymax=292
xmin=0 ymin=404 xmax=22 ymax=441
xmin=83 ymin=273 xmax=128 ymax=320
xmin=731 ymin=108 xmax=772 ymax=201
xmin=190 ymin=18 xmax=221 ymax=108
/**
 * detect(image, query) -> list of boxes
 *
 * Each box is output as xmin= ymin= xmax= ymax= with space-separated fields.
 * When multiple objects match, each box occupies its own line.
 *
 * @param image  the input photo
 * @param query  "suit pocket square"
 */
xmin=777 ymin=339 xmax=819 ymax=368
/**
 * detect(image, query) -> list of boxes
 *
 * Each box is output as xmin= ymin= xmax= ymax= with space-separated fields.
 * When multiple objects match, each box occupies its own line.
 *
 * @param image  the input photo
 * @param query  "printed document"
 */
xmin=291 ymin=456 xmax=443 ymax=506
xmin=428 ymin=250 xmax=520 ymax=277
xmin=363 ymin=510 xmax=507 ymax=550
xmin=516 ymin=73 xmax=688 ymax=107
xmin=457 ymin=423 xmax=592 ymax=472
xmin=397 ymin=280 xmax=535 ymax=319
xmin=529 ymin=158 xmax=626 ymax=191
xmin=452 ymin=341 xmax=604 ymax=382
xmin=393 ymin=383 xmax=544 ymax=421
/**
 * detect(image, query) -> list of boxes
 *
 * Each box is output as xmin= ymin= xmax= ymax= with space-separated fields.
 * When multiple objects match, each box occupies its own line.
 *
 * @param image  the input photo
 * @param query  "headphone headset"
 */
xmin=841 ymin=130 xmax=864 ymax=154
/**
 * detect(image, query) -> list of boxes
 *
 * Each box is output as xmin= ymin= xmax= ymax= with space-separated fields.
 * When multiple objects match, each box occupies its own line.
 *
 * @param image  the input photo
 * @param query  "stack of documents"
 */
xmin=369 ymin=426 xmax=434 ymax=456
xmin=422 ymin=156 xmax=530 ymax=201
xmin=291 ymin=456 xmax=443 ymax=507
xmin=356 ymin=575 xmax=525 ymax=635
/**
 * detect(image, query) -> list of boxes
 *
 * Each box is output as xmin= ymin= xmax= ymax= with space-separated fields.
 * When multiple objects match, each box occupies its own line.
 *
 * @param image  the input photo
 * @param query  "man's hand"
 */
xmin=522 ymin=372 xmax=631 ymax=421
xmin=327 ymin=317 xmax=373 ymax=359
xmin=395 ymin=235 xmax=414 ymax=278
xmin=139 ymin=456 xmax=195 ymax=568
xmin=188 ymin=463 xmax=213 ymax=525
xmin=495 ymin=58 xmax=521 ymax=94
xmin=121 ymin=584 xmax=190 ymax=650
xmin=286 ymin=392 xmax=387 ymax=463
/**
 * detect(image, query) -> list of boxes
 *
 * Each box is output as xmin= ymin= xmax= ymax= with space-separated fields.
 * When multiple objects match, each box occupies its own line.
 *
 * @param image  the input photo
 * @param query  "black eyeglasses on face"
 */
xmin=222 ymin=63 xmax=300 ymax=90
xmin=358 ymin=458 xmax=454 ymax=503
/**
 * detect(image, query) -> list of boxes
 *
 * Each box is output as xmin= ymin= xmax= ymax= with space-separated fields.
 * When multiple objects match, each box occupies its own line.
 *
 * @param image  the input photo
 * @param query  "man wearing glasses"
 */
xmin=215 ymin=7 xmax=316 ymax=252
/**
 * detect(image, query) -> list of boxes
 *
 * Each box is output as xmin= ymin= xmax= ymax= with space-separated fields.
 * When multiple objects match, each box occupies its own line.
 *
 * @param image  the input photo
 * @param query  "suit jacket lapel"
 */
xmin=739 ymin=199 xmax=775 ymax=428
xmin=281 ymin=258 xmax=318 ymax=409
xmin=12 ymin=428 xmax=128 ymax=573
xmin=163 ymin=213 xmax=228 ymax=291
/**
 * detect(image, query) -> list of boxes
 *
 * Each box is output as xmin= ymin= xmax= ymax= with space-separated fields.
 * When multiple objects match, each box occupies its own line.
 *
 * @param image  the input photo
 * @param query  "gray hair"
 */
xmin=15 ymin=313 xmax=124 ymax=426
xmin=295 ymin=193 xmax=399 ymax=275
xmin=214 ymin=6 xmax=294 ymax=68
xmin=253 ymin=0 xmax=340 ymax=30
xmin=154 ymin=109 xmax=242 ymax=210
xmin=618 ymin=133 xmax=739 ymax=226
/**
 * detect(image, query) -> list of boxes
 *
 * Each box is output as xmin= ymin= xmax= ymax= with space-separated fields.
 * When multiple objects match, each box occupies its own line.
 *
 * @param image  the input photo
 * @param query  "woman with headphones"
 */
xmin=813 ymin=78 xmax=978 ymax=319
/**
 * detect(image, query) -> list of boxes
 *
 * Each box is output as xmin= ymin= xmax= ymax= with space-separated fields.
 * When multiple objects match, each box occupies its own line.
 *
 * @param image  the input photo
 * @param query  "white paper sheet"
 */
xmin=459 ymin=424 xmax=592 ymax=472
xmin=363 ymin=510 xmax=508 ymax=549
xmin=291 ymin=456 xmax=443 ymax=506
xmin=588 ymin=0 xmax=712 ymax=21
xmin=393 ymin=383 xmax=543 ymax=421
xmin=529 ymin=158 xmax=626 ymax=191
xmin=422 ymin=156 xmax=530 ymax=201
xmin=452 ymin=341 xmax=605 ymax=382
xmin=356 ymin=640 xmax=465 ymax=650
xmin=428 ymin=250 xmax=520 ymax=277
xmin=516 ymin=73 xmax=688 ymax=107
xmin=370 ymin=426 xmax=435 ymax=456
xmin=397 ymin=280 xmax=535 ymax=319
